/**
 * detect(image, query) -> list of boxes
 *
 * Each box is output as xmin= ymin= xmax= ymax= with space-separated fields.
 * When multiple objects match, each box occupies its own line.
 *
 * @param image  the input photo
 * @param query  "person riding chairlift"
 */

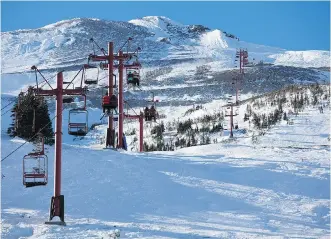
xmin=150 ymin=105 xmax=156 ymax=122
xmin=132 ymin=71 xmax=140 ymax=87
xmin=127 ymin=72 xmax=134 ymax=84
xmin=102 ymin=92 xmax=118 ymax=114
xmin=144 ymin=107 xmax=150 ymax=121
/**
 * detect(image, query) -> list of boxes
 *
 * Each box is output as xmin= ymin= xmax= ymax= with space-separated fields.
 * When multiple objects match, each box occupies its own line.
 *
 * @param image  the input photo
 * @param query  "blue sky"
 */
xmin=1 ymin=1 xmax=330 ymax=50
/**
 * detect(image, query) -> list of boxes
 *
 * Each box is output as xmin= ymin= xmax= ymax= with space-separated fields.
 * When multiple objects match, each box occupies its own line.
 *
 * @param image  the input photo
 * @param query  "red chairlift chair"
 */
xmin=83 ymin=64 xmax=99 ymax=85
xmin=68 ymin=95 xmax=88 ymax=136
xmin=23 ymin=136 xmax=48 ymax=188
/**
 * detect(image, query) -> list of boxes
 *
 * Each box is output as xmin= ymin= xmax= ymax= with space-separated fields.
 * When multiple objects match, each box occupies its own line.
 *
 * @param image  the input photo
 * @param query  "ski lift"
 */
xmin=23 ymin=135 xmax=48 ymax=187
xmin=68 ymin=109 xmax=88 ymax=136
xmin=68 ymin=95 xmax=88 ymax=136
xmin=144 ymin=106 xmax=158 ymax=122
xmin=63 ymin=81 xmax=76 ymax=103
xmin=84 ymin=64 xmax=99 ymax=85
xmin=144 ymin=92 xmax=159 ymax=122
xmin=99 ymin=84 xmax=118 ymax=120
xmin=101 ymin=89 xmax=118 ymax=118
xmin=126 ymin=61 xmax=141 ymax=87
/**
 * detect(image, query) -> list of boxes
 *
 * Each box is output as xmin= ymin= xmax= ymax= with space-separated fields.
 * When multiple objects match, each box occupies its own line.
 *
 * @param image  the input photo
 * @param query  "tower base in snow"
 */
xmin=45 ymin=195 xmax=65 ymax=226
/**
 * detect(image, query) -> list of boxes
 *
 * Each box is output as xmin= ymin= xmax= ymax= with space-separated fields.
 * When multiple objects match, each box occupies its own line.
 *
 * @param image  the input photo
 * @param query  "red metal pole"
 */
xmin=45 ymin=71 xmax=65 ymax=225
xmin=108 ymin=42 xmax=114 ymax=131
xmin=54 ymin=72 xmax=63 ymax=215
xmin=240 ymin=49 xmax=242 ymax=74
xmin=118 ymin=51 xmax=124 ymax=148
xmin=139 ymin=115 xmax=143 ymax=152
xmin=230 ymin=105 xmax=233 ymax=138
xmin=55 ymin=72 xmax=63 ymax=205
xmin=236 ymin=78 xmax=238 ymax=105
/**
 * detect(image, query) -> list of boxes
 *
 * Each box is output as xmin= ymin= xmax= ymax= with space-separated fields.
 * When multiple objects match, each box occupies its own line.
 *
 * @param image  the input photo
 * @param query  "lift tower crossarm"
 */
xmin=100 ymin=63 xmax=141 ymax=70
xmin=89 ymin=53 xmax=137 ymax=62
xmin=34 ymin=89 xmax=86 ymax=96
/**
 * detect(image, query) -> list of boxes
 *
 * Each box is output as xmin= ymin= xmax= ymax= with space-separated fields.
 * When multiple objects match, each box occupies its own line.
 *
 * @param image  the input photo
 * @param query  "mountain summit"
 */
xmin=1 ymin=17 xmax=329 ymax=73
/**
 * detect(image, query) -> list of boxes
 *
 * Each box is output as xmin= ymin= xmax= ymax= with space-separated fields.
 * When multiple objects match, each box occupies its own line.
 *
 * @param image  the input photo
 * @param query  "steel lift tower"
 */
xmin=89 ymin=41 xmax=143 ymax=150
xmin=32 ymin=66 xmax=87 ymax=225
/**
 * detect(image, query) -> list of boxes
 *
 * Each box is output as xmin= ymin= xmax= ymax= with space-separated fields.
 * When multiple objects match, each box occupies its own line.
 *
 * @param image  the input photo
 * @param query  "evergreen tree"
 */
xmin=252 ymin=113 xmax=261 ymax=129
xmin=7 ymin=103 xmax=19 ymax=137
xmin=160 ymin=121 xmax=165 ymax=132
xmin=283 ymin=112 xmax=287 ymax=121
xmin=206 ymin=136 xmax=211 ymax=144
xmin=143 ymin=141 xmax=149 ymax=152
xmin=313 ymin=95 xmax=318 ymax=105
xmin=191 ymin=134 xmax=197 ymax=146
xmin=304 ymin=94 xmax=309 ymax=105
xmin=186 ymin=140 xmax=191 ymax=147
xmin=8 ymin=87 xmax=54 ymax=145
xmin=175 ymin=137 xmax=180 ymax=148
xmin=299 ymin=94 xmax=304 ymax=110
xmin=244 ymin=113 xmax=250 ymax=122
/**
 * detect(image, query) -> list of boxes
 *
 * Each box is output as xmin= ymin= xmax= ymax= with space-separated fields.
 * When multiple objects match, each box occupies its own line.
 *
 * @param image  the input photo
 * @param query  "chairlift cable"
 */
xmin=1 ymin=73 xmax=58 ymax=114
xmin=1 ymin=105 xmax=65 ymax=162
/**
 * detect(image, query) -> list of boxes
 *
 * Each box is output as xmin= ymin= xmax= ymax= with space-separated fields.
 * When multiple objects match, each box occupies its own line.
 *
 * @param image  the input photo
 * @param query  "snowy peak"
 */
xmin=2 ymin=18 xmax=95 ymax=33
xmin=129 ymin=16 xmax=188 ymax=42
xmin=200 ymin=30 xmax=229 ymax=49
xmin=129 ymin=16 xmax=184 ymax=30
xmin=40 ymin=18 xmax=85 ymax=30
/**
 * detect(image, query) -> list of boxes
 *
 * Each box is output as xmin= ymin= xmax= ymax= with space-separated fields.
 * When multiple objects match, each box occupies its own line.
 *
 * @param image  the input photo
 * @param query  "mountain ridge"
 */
xmin=1 ymin=16 xmax=330 ymax=74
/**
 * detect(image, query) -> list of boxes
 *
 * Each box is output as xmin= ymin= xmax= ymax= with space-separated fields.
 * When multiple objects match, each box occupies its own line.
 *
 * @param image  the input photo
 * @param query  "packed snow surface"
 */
xmin=1 ymin=106 xmax=330 ymax=238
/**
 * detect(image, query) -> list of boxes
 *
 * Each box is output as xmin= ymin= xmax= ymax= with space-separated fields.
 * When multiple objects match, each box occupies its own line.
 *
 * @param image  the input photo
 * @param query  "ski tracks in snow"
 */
xmin=1 ymin=107 xmax=330 ymax=238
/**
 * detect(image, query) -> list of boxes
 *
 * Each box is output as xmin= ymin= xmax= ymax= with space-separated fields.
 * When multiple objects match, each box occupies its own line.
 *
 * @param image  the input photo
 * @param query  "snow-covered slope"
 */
xmin=1 ymin=17 xmax=330 ymax=74
xmin=1 ymin=21 xmax=330 ymax=238
xmin=1 ymin=105 xmax=330 ymax=238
